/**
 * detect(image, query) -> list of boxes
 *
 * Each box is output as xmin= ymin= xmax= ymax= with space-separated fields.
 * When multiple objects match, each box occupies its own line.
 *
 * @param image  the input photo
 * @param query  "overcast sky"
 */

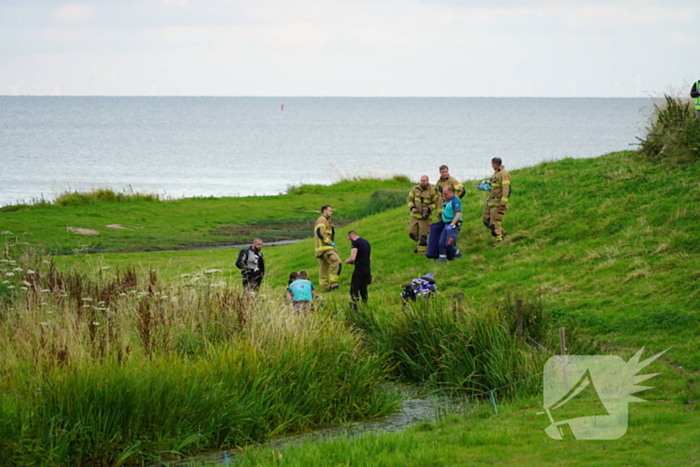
xmin=1 ymin=0 xmax=698 ymax=97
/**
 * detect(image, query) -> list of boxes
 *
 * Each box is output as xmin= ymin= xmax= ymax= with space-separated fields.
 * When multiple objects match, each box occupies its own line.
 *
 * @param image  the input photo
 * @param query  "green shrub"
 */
xmin=392 ymin=174 xmax=412 ymax=184
xmin=637 ymin=95 xmax=700 ymax=162
xmin=0 ymin=204 xmax=32 ymax=213
xmin=361 ymin=189 xmax=408 ymax=217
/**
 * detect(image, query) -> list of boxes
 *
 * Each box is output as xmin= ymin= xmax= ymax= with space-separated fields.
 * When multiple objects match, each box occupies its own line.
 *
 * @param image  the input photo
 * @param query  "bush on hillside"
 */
xmin=361 ymin=189 xmax=408 ymax=217
xmin=391 ymin=174 xmax=412 ymax=184
xmin=637 ymin=95 xmax=700 ymax=162
xmin=55 ymin=188 xmax=160 ymax=206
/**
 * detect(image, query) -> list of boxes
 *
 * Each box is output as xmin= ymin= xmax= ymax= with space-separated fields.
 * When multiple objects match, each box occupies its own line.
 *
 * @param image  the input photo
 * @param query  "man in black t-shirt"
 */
xmin=344 ymin=230 xmax=371 ymax=308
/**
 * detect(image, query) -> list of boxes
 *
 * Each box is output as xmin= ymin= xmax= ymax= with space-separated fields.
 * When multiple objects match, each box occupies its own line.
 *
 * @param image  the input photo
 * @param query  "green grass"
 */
xmin=0 ymin=179 xmax=411 ymax=254
xmin=232 ymin=394 xmax=699 ymax=466
xmin=0 ymin=257 xmax=401 ymax=466
xmin=2 ymin=143 xmax=700 ymax=465
xmin=173 ymin=148 xmax=697 ymax=466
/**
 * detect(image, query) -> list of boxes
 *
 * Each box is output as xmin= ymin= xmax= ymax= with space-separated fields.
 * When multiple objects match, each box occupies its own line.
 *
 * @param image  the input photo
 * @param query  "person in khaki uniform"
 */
xmin=482 ymin=157 xmax=511 ymax=244
xmin=314 ymin=205 xmax=341 ymax=291
xmin=434 ymin=165 xmax=465 ymax=218
xmin=407 ymin=175 xmax=438 ymax=254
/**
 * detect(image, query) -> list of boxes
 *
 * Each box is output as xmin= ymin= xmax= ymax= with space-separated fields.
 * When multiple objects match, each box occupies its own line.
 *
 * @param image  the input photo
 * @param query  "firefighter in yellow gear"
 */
xmin=314 ymin=205 xmax=341 ymax=291
xmin=434 ymin=164 xmax=465 ymax=217
xmin=407 ymin=175 xmax=438 ymax=254
xmin=482 ymin=157 xmax=511 ymax=244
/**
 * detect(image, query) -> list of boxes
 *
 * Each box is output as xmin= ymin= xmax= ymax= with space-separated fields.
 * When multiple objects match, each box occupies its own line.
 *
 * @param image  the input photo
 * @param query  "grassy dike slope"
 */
xmin=55 ymin=150 xmax=699 ymax=465
xmin=239 ymin=150 xmax=700 ymax=466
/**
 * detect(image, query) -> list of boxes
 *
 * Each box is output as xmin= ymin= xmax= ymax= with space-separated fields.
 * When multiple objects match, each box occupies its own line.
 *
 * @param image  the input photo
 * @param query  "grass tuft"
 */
xmin=637 ymin=94 xmax=700 ymax=162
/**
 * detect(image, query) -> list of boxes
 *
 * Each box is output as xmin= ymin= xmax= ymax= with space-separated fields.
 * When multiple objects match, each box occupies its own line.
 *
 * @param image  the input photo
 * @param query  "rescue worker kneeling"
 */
xmin=407 ymin=175 xmax=438 ymax=254
xmin=314 ymin=205 xmax=342 ymax=291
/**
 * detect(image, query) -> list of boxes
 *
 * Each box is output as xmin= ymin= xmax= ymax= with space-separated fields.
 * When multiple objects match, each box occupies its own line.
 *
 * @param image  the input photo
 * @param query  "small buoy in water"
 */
xmin=281 ymin=104 xmax=284 ymax=111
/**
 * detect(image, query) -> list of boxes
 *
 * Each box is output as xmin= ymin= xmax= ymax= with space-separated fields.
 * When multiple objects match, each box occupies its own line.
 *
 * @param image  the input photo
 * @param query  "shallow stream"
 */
xmin=160 ymin=385 xmax=469 ymax=466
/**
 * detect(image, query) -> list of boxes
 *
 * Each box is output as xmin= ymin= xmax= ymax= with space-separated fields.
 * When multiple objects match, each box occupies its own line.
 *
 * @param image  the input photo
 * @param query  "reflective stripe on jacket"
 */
xmin=407 ymin=185 xmax=439 ymax=219
xmin=488 ymin=168 xmax=511 ymax=207
xmin=314 ymin=215 xmax=335 ymax=255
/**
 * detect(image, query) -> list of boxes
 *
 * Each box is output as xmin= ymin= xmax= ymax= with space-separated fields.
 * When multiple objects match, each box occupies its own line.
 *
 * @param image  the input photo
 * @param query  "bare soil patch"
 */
xmin=67 ymin=227 xmax=99 ymax=235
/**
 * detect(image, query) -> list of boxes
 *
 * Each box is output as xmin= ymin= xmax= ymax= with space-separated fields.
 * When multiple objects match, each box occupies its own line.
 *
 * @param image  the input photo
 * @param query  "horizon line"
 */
xmin=0 ymin=95 xmax=654 ymax=99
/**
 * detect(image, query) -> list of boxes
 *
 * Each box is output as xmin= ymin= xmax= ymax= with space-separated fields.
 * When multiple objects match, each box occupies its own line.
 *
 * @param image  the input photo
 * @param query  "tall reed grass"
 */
xmin=0 ymin=246 xmax=399 ymax=466
xmin=54 ymin=188 xmax=160 ymax=206
xmin=344 ymin=296 xmax=550 ymax=398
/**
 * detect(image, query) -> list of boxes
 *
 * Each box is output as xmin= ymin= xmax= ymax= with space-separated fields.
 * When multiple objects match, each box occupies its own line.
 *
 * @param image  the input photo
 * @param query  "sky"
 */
xmin=0 ymin=0 xmax=698 ymax=97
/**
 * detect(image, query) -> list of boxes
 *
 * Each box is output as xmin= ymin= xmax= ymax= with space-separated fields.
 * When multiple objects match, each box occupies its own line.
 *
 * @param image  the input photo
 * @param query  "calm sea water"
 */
xmin=0 ymin=97 xmax=651 ymax=207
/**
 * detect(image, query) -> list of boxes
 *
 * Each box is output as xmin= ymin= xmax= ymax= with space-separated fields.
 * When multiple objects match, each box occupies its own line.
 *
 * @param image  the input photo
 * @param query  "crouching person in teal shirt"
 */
xmin=287 ymin=270 xmax=316 ymax=312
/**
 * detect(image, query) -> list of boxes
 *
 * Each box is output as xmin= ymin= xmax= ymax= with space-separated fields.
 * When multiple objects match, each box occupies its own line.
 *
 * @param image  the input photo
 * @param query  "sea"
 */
xmin=0 ymin=97 xmax=653 ymax=208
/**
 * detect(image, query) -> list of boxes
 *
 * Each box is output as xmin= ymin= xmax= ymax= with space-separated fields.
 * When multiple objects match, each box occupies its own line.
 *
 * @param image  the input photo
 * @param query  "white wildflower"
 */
xmin=27 ymin=269 xmax=35 ymax=275
xmin=92 ymin=321 xmax=101 ymax=326
xmin=204 ymin=269 xmax=222 ymax=274
xmin=23 ymin=281 xmax=32 ymax=287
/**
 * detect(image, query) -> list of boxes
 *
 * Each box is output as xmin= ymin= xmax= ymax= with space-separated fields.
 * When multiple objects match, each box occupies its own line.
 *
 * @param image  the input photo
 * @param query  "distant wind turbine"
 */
xmin=568 ymin=80 xmax=577 ymax=97
xmin=632 ymin=75 xmax=642 ymax=97
xmin=613 ymin=81 xmax=621 ymax=97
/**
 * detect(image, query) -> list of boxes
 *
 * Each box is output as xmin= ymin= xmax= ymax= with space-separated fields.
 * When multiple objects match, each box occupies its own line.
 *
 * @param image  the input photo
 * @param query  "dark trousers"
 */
xmin=350 ymin=266 xmax=371 ymax=305
xmin=242 ymin=272 xmax=262 ymax=291
xmin=438 ymin=224 xmax=460 ymax=259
